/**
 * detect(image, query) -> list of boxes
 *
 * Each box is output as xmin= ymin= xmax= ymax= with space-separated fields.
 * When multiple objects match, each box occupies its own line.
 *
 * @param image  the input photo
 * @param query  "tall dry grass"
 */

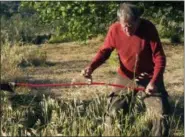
xmin=1 ymin=92 xmax=183 ymax=136
xmin=1 ymin=43 xmax=47 ymax=82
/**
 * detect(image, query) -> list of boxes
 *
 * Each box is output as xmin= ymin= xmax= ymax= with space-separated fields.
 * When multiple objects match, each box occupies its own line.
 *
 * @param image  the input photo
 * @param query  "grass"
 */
xmin=0 ymin=39 xmax=184 ymax=136
xmin=1 ymin=91 xmax=183 ymax=136
xmin=1 ymin=43 xmax=47 ymax=82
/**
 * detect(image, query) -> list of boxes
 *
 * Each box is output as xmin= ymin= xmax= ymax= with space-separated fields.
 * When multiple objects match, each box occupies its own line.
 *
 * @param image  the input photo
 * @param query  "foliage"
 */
xmin=1 ymin=13 xmax=53 ymax=45
xmin=20 ymin=1 xmax=184 ymax=42
xmin=145 ymin=2 xmax=184 ymax=42
xmin=1 ymin=1 xmax=183 ymax=44
xmin=126 ymin=2 xmax=184 ymax=42
xmin=20 ymin=1 xmax=120 ymax=41
xmin=0 ymin=1 xmax=20 ymax=17
xmin=1 ymin=1 xmax=53 ymax=45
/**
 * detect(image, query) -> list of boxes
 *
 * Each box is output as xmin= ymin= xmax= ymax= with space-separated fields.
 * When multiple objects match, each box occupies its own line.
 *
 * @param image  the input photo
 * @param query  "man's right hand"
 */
xmin=81 ymin=67 xmax=93 ymax=84
xmin=81 ymin=66 xmax=93 ymax=79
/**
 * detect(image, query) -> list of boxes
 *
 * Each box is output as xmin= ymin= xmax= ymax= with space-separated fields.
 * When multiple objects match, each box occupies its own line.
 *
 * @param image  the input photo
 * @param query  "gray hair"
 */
xmin=117 ymin=3 xmax=143 ymax=21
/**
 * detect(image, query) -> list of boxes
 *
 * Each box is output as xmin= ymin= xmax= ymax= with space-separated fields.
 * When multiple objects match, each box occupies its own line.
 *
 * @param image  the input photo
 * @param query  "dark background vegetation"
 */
xmin=0 ymin=1 xmax=184 ymax=45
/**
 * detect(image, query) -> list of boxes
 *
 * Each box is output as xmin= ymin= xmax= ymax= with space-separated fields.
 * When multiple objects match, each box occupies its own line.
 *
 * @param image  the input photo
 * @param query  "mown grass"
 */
xmin=0 ymin=42 xmax=184 ymax=136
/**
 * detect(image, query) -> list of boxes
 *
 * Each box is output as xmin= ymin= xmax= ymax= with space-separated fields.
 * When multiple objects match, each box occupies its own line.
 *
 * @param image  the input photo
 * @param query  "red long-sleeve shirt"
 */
xmin=88 ymin=19 xmax=166 ymax=85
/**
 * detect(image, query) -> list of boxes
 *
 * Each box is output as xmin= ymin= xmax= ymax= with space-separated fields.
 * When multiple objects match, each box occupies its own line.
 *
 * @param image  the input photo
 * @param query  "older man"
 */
xmin=82 ymin=3 xmax=171 ymax=136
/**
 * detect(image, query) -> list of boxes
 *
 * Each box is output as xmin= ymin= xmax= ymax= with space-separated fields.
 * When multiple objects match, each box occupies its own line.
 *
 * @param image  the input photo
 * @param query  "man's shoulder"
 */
xmin=109 ymin=21 xmax=121 ymax=30
xmin=140 ymin=18 xmax=160 ymax=40
xmin=140 ymin=18 xmax=156 ymax=28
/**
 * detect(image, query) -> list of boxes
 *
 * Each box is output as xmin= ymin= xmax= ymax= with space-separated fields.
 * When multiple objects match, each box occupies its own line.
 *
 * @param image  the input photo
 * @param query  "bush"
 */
xmin=1 ymin=13 xmax=53 ymax=45
xmin=1 ymin=43 xmax=24 ymax=82
xmin=157 ymin=22 xmax=183 ymax=43
xmin=19 ymin=49 xmax=47 ymax=67
xmin=19 ymin=1 xmax=184 ymax=43
xmin=170 ymin=34 xmax=181 ymax=43
xmin=1 ymin=42 xmax=47 ymax=82
xmin=48 ymin=35 xmax=72 ymax=44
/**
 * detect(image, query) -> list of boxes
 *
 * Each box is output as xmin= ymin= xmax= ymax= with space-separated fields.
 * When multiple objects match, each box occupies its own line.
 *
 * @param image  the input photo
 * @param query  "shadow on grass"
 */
xmin=14 ymin=76 xmax=72 ymax=84
xmin=19 ymin=60 xmax=57 ymax=68
xmin=19 ymin=59 xmax=89 ymax=68
xmin=7 ymin=78 xmax=56 ymax=108
xmin=58 ymin=60 xmax=89 ymax=69
xmin=9 ymin=94 xmax=42 ymax=109
xmin=8 ymin=93 xmax=52 ymax=129
xmin=7 ymin=91 xmax=103 ymax=131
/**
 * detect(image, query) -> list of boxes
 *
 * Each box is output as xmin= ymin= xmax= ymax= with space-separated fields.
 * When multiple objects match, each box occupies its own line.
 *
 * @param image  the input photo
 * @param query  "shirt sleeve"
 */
xmin=149 ymin=24 xmax=166 ymax=85
xmin=88 ymin=25 xmax=116 ymax=72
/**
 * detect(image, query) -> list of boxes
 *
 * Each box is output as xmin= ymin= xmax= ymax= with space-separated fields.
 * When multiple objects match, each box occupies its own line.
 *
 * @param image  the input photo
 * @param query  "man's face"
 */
xmin=120 ymin=18 xmax=138 ymax=36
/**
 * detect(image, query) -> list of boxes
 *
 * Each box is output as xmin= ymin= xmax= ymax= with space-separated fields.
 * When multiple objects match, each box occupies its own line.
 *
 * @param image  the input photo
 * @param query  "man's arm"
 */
xmin=150 ymin=25 xmax=166 ymax=85
xmin=145 ymin=24 xmax=166 ymax=94
xmin=83 ymin=24 xmax=116 ymax=78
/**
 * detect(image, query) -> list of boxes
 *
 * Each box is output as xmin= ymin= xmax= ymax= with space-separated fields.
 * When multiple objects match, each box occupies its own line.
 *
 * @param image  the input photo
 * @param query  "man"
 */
xmin=82 ymin=3 xmax=171 ymax=136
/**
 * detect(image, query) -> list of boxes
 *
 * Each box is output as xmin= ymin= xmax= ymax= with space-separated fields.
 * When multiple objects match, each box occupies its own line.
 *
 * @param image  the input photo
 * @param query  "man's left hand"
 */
xmin=145 ymin=83 xmax=158 ymax=95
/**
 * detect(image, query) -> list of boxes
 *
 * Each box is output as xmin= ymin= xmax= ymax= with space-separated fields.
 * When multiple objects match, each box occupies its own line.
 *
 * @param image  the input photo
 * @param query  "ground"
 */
xmin=1 ymin=38 xmax=184 ymax=136
xmin=20 ymin=40 xmax=184 ymax=104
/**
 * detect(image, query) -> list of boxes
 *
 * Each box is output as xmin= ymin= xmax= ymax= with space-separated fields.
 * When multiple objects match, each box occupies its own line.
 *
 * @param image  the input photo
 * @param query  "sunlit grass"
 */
xmin=1 ymin=43 xmax=47 ymax=82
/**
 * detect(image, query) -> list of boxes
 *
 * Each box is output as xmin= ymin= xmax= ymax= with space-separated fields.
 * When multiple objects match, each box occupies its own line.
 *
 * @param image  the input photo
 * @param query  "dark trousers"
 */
xmin=104 ymin=74 xmax=171 ymax=136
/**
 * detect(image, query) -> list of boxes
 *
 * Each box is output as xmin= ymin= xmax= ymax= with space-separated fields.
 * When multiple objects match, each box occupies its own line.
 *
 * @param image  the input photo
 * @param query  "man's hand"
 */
xmin=145 ymin=82 xmax=158 ymax=95
xmin=81 ymin=67 xmax=93 ymax=78
xmin=81 ymin=67 xmax=93 ymax=84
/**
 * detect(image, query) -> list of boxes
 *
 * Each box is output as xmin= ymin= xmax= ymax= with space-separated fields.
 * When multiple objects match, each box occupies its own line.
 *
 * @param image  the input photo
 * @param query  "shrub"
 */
xmin=1 ymin=13 xmax=53 ymax=45
xmin=1 ymin=42 xmax=47 ymax=82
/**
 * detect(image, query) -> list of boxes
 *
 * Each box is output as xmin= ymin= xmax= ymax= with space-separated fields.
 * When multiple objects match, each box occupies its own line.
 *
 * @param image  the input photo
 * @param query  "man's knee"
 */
xmin=106 ymin=92 xmax=133 ymax=117
xmin=143 ymin=95 xmax=170 ymax=136
xmin=150 ymin=116 xmax=169 ymax=137
xmin=144 ymin=96 xmax=164 ymax=117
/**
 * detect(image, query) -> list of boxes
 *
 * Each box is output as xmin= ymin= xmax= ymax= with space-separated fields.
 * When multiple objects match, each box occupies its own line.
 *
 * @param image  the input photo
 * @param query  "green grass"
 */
xmin=107 ymin=50 xmax=119 ymax=67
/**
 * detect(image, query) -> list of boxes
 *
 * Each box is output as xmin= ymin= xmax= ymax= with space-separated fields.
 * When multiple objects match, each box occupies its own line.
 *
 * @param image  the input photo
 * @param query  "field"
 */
xmin=1 ymin=37 xmax=184 ymax=136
